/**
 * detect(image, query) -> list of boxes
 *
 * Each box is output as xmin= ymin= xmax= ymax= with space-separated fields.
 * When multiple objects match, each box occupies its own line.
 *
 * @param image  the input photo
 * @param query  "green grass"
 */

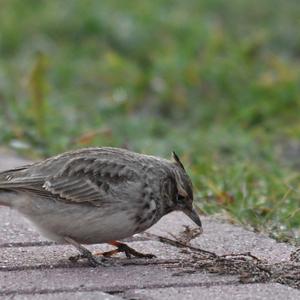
xmin=0 ymin=0 xmax=300 ymax=243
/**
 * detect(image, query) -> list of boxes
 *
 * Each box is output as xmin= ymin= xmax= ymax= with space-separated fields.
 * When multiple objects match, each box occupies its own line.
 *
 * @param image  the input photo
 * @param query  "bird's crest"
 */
xmin=172 ymin=151 xmax=185 ymax=170
xmin=172 ymin=151 xmax=189 ymax=198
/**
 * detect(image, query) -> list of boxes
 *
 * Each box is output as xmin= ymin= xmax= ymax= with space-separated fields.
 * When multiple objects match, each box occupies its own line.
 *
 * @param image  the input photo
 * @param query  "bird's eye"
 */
xmin=177 ymin=194 xmax=186 ymax=202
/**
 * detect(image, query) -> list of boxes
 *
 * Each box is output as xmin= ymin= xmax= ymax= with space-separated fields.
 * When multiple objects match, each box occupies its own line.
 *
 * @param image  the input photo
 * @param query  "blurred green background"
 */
xmin=0 ymin=0 xmax=300 ymax=243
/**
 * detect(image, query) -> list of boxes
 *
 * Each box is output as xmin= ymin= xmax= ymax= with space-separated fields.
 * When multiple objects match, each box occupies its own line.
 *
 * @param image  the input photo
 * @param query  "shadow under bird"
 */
xmin=0 ymin=147 xmax=202 ymax=266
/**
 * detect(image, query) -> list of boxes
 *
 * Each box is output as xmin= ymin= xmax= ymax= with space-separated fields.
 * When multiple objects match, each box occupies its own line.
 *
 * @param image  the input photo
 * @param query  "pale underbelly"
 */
xmin=25 ymin=209 xmax=140 ymax=244
xmin=16 ymin=198 xmax=143 ymax=244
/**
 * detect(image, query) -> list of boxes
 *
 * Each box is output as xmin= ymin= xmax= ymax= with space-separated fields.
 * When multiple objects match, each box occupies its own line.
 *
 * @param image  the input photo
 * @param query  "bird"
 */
xmin=0 ymin=147 xmax=202 ymax=266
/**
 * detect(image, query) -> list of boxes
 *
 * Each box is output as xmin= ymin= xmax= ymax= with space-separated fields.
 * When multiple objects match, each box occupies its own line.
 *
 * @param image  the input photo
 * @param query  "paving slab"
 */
xmin=0 ymin=151 xmax=299 ymax=299
xmin=0 ymin=208 xmax=45 ymax=245
xmin=0 ymin=240 xmax=182 ymax=270
xmin=124 ymin=283 xmax=300 ymax=300
xmin=0 ymin=265 xmax=237 ymax=295
xmin=9 ymin=291 xmax=122 ymax=300
xmin=148 ymin=212 xmax=295 ymax=263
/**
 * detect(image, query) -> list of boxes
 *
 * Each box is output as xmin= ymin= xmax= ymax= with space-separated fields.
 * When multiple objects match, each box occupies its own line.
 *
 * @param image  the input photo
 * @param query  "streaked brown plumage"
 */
xmin=0 ymin=147 xmax=202 ymax=266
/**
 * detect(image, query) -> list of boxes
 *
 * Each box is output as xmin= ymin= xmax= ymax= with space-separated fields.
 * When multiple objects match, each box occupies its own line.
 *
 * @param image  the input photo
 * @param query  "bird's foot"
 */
xmin=68 ymin=252 xmax=113 ymax=267
xmin=65 ymin=236 xmax=113 ymax=267
xmin=99 ymin=241 xmax=156 ymax=259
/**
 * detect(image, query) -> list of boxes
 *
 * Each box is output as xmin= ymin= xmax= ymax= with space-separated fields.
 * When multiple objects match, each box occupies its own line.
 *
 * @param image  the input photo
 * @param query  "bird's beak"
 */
xmin=183 ymin=207 xmax=203 ymax=233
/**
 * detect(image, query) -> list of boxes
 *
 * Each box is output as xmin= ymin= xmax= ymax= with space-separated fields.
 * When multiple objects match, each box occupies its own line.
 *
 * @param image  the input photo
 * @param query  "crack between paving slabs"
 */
xmin=0 ymin=241 xmax=55 ymax=248
xmin=0 ymin=258 xmax=181 ymax=272
xmin=0 ymin=280 xmax=239 ymax=297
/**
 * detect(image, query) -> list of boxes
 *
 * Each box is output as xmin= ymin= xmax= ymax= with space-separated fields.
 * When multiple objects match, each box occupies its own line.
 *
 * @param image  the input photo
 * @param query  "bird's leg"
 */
xmin=100 ymin=241 xmax=156 ymax=259
xmin=64 ymin=237 xmax=110 ymax=267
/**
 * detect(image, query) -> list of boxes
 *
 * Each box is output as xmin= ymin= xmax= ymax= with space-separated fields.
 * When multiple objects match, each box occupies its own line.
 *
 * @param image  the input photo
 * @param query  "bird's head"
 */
xmin=171 ymin=152 xmax=203 ymax=232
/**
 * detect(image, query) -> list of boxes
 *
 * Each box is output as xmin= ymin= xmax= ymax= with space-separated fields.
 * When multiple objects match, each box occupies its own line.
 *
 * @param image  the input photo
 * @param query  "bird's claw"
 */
xmin=69 ymin=252 xmax=114 ymax=267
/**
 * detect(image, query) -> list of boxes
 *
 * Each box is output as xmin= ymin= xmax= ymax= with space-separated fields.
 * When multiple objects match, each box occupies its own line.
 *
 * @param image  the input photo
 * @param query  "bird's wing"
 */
xmin=0 ymin=156 xmax=140 ymax=206
xmin=43 ymin=175 xmax=109 ymax=203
